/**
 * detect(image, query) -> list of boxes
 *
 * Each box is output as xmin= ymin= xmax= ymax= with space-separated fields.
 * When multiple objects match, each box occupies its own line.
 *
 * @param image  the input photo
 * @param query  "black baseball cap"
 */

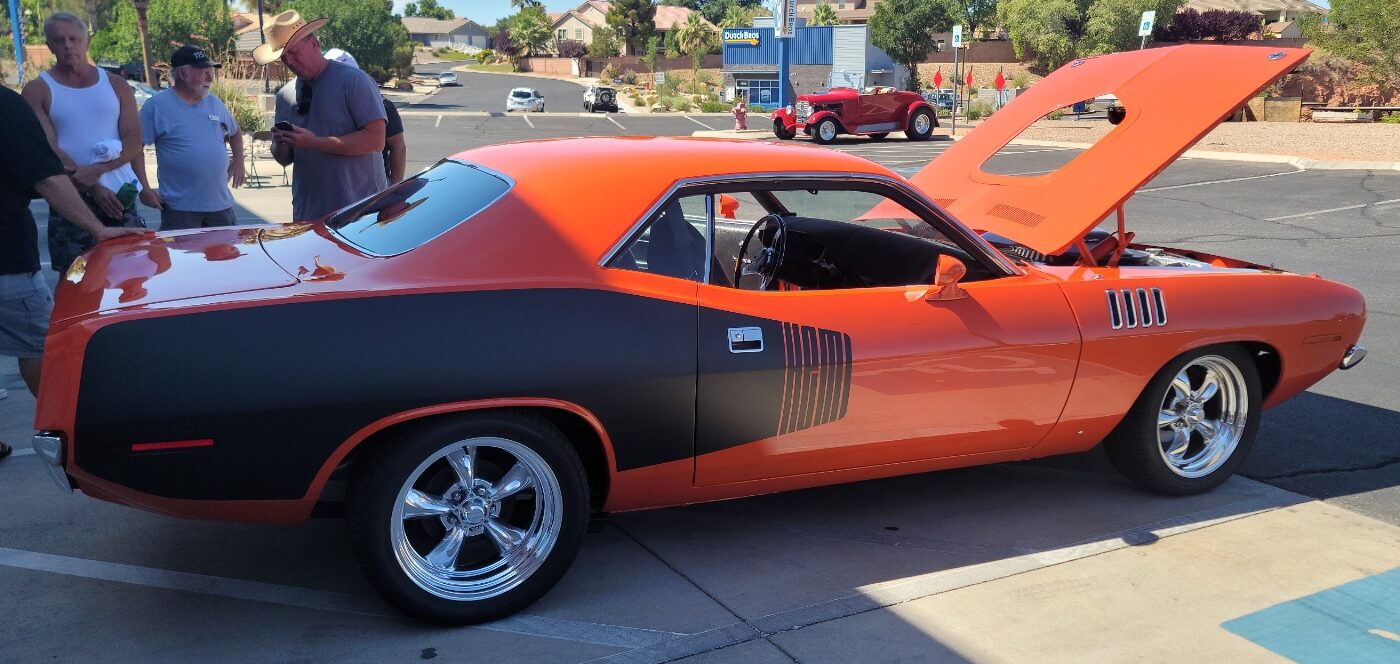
xmin=170 ymin=45 xmax=220 ymax=69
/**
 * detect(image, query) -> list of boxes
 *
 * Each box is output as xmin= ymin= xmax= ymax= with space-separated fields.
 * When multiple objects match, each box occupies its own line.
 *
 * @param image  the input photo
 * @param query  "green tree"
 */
xmin=869 ymin=0 xmax=953 ymax=90
xmin=676 ymin=11 xmax=714 ymax=72
xmin=285 ymin=0 xmax=409 ymax=81
xmin=508 ymin=5 xmax=553 ymax=59
xmin=938 ymin=0 xmax=996 ymax=47
xmin=720 ymin=4 xmax=748 ymax=28
xmin=91 ymin=0 xmax=234 ymax=65
xmin=588 ymin=26 xmax=621 ymax=58
xmin=404 ymin=0 xmax=454 ymax=20
xmin=510 ymin=0 xmax=542 ymax=9
xmin=1300 ymin=0 xmax=1400 ymax=82
xmin=999 ymin=0 xmax=1184 ymax=72
xmin=642 ymin=35 xmax=659 ymax=72
xmin=809 ymin=2 xmax=838 ymax=27
xmin=664 ymin=25 xmax=681 ymax=58
xmin=1083 ymin=0 xmax=1185 ymax=55
xmin=606 ymin=0 xmax=657 ymax=56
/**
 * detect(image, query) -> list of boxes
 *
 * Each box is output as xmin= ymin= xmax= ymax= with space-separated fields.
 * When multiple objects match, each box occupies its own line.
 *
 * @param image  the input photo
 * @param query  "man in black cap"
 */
xmin=137 ymin=44 xmax=246 ymax=230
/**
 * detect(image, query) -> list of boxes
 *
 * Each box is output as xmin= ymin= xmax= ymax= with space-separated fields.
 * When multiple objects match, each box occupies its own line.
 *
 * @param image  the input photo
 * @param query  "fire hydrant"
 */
xmin=732 ymin=100 xmax=748 ymax=130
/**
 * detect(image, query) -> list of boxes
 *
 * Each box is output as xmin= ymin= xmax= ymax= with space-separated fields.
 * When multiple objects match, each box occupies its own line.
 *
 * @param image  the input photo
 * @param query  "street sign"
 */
xmin=1138 ymin=10 xmax=1156 ymax=37
xmin=655 ymin=71 xmax=665 ymax=85
xmin=951 ymin=25 xmax=963 ymax=49
xmin=775 ymin=0 xmax=798 ymax=38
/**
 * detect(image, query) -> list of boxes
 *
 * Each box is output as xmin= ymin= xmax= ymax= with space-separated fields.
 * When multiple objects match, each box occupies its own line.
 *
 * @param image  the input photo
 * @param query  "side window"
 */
xmin=608 ymin=194 xmax=711 ymax=282
xmin=720 ymin=186 xmax=988 ymax=291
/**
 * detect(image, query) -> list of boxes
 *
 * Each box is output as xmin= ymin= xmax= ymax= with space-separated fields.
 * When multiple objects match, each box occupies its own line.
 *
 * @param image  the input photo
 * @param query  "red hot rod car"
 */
xmin=771 ymin=86 xmax=938 ymax=143
xmin=30 ymin=46 xmax=1365 ymax=625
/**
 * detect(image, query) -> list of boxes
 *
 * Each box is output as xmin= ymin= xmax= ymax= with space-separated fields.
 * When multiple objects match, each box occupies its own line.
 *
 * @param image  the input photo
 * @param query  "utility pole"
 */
xmin=132 ymin=0 xmax=157 ymax=88
xmin=258 ymin=0 xmax=269 ymax=93
xmin=951 ymin=25 xmax=962 ymax=135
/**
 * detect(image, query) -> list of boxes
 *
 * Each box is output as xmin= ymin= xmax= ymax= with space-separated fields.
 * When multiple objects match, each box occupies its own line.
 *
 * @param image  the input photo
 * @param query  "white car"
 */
xmin=506 ymin=88 xmax=545 ymax=112
xmin=438 ymin=72 xmax=458 ymax=87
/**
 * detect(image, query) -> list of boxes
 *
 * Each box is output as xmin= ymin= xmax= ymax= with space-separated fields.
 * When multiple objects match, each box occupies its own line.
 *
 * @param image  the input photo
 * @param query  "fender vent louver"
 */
xmin=1107 ymin=288 xmax=1167 ymax=330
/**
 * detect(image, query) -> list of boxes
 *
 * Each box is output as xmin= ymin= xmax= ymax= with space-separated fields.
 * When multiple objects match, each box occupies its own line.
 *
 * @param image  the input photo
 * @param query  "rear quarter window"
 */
xmin=326 ymin=161 xmax=511 ymax=256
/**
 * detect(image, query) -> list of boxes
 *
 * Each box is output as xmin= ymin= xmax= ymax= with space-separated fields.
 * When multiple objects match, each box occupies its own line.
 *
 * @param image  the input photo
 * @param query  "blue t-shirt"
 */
xmin=140 ymin=90 xmax=238 ymax=212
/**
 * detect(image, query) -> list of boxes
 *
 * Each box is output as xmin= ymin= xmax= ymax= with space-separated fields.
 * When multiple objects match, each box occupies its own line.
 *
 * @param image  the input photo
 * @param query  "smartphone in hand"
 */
xmin=274 ymin=121 xmax=294 ymax=132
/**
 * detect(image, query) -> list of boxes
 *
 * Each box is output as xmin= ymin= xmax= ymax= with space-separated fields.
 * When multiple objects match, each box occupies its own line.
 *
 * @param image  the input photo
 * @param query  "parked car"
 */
xmin=438 ymin=72 xmax=459 ymax=87
xmin=772 ymin=85 xmax=938 ymax=143
xmin=505 ymin=87 xmax=545 ymax=112
xmin=30 ymin=45 xmax=1364 ymax=627
xmin=127 ymin=80 xmax=157 ymax=109
xmin=921 ymin=89 xmax=956 ymax=111
xmin=584 ymin=84 xmax=618 ymax=113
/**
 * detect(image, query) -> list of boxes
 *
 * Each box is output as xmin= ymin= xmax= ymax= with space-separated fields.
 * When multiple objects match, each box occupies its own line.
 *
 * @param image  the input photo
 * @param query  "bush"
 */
xmin=1012 ymin=72 xmax=1030 ymax=89
xmin=966 ymin=101 xmax=995 ymax=121
xmin=699 ymin=100 xmax=729 ymax=113
xmin=661 ymin=95 xmax=693 ymax=112
xmin=1382 ymin=112 xmax=1400 ymax=124
xmin=212 ymin=80 xmax=265 ymax=134
xmin=749 ymin=104 xmax=773 ymax=114
xmin=476 ymin=49 xmax=494 ymax=64
xmin=937 ymin=107 xmax=952 ymax=118
xmin=622 ymin=70 xmax=638 ymax=85
xmin=557 ymin=39 xmax=587 ymax=59
xmin=1046 ymin=108 xmax=1066 ymax=120
xmin=599 ymin=64 xmax=619 ymax=82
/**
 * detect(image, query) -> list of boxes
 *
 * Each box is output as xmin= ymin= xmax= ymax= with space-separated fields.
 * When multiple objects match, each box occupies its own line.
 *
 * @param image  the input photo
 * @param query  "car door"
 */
xmin=857 ymin=91 xmax=902 ymax=130
xmin=691 ymin=180 xmax=1081 ymax=486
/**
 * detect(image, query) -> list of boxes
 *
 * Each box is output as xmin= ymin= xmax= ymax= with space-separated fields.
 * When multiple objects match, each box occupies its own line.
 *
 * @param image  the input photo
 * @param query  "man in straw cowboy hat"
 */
xmin=254 ymin=10 xmax=387 ymax=221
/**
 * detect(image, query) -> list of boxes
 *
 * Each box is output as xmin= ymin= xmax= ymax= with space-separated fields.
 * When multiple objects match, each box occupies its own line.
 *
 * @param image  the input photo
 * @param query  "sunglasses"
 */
xmin=297 ymin=80 xmax=314 ymax=116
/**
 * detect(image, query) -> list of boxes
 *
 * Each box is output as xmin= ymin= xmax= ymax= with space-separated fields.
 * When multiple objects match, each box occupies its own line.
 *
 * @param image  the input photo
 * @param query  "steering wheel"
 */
xmin=733 ymin=213 xmax=788 ymax=290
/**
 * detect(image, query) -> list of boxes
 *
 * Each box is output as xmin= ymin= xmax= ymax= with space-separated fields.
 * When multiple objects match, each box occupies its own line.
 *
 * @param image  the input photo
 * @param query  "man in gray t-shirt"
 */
xmin=140 ymin=45 xmax=246 ymax=230
xmin=269 ymin=29 xmax=387 ymax=221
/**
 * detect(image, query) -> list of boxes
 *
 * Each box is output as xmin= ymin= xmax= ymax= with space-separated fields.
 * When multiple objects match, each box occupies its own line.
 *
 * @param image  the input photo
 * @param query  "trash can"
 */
xmin=1072 ymin=100 xmax=1087 ymax=114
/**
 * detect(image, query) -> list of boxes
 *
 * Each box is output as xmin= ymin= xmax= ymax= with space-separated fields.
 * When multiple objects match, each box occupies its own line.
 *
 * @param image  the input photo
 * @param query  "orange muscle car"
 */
xmin=30 ymin=45 xmax=1365 ymax=624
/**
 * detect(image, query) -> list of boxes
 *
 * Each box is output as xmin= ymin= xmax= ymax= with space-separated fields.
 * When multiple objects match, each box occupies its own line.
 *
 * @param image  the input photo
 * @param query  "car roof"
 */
xmin=510 ymin=87 xmax=537 ymax=92
xmin=453 ymin=137 xmax=900 ymax=262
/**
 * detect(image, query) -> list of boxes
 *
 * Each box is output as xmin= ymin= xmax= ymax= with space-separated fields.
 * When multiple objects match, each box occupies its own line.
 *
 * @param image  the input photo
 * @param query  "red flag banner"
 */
xmin=933 ymin=69 xmax=943 ymax=88
xmin=965 ymin=69 xmax=974 ymax=87
xmin=994 ymin=69 xmax=1006 ymax=91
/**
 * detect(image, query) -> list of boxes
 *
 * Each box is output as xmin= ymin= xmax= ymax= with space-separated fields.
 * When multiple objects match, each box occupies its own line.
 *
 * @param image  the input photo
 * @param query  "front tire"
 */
xmin=348 ymin=412 xmax=589 ymax=624
xmin=812 ymin=117 xmax=840 ymax=144
xmin=1104 ymin=346 xmax=1261 ymax=495
xmin=906 ymin=108 xmax=934 ymax=141
xmin=773 ymin=120 xmax=796 ymax=140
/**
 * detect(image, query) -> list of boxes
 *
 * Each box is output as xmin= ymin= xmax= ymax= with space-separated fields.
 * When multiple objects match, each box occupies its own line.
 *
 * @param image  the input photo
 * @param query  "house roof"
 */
xmin=1184 ymin=0 xmax=1325 ymax=13
xmin=551 ymin=1 xmax=712 ymax=31
xmin=401 ymin=17 xmax=473 ymax=35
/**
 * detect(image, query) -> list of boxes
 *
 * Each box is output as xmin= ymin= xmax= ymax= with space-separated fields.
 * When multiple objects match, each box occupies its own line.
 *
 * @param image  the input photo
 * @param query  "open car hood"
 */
xmin=910 ymin=45 xmax=1310 ymax=256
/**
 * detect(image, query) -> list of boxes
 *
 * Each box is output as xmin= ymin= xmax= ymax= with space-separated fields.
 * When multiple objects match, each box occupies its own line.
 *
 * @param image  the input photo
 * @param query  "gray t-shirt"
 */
xmin=141 ymin=90 xmax=238 ymax=212
xmin=275 ymin=60 xmax=388 ymax=221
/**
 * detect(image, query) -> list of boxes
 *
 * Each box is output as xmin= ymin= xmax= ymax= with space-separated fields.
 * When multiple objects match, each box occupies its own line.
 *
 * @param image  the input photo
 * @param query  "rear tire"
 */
xmin=1104 ymin=346 xmax=1261 ymax=495
xmin=347 ymin=412 xmax=589 ymax=624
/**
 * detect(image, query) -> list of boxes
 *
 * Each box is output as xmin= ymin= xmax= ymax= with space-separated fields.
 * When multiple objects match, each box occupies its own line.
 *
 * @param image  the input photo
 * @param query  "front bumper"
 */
xmin=31 ymin=432 xmax=73 ymax=492
xmin=1340 ymin=344 xmax=1367 ymax=370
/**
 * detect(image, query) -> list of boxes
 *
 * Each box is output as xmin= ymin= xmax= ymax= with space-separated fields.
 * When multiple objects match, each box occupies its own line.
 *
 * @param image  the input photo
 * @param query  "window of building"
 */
xmin=736 ymin=79 xmax=780 ymax=105
xmin=558 ymin=29 xmax=566 ymax=41
xmin=575 ymin=28 xmax=583 ymax=40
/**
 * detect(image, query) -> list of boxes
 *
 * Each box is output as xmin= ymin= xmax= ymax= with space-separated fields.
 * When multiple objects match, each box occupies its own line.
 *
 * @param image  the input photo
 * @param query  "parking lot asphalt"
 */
xmin=2 ymin=116 xmax=1398 ymax=662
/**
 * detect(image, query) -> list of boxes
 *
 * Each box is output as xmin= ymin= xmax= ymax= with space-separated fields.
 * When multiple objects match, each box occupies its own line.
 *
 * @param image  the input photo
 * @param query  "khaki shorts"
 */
xmin=0 ymin=271 xmax=54 ymax=359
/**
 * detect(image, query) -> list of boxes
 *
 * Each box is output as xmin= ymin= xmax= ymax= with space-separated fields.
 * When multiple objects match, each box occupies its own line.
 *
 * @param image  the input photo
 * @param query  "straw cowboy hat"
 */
xmin=252 ymin=10 xmax=328 ymax=65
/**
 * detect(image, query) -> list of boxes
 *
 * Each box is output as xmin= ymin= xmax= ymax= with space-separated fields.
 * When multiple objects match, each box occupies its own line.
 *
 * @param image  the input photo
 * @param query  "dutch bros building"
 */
xmin=721 ymin=18 xmax=911 ymax=106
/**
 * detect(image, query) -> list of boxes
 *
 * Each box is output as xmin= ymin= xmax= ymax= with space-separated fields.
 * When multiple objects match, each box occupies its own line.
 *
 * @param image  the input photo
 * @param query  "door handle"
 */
xmin=728 ymin=327 xmax=764 ymax=353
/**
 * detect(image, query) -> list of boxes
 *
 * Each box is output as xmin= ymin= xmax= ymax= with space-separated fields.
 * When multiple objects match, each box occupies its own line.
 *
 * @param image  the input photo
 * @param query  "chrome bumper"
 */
xmin=31 ymin=432 xmax=73 ymax=493
xmin=1340 ymin=344 xmax=1367 ymax=370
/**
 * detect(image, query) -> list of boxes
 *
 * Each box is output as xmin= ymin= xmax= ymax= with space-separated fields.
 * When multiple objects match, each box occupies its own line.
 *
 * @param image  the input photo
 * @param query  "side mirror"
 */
xmin=927 ymin=255 xmax=967 ymax=301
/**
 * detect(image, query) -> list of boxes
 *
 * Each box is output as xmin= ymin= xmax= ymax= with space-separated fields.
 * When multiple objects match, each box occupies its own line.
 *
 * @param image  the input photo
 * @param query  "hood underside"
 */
xmin=910 ymin=45 xmax=1310 ymax=256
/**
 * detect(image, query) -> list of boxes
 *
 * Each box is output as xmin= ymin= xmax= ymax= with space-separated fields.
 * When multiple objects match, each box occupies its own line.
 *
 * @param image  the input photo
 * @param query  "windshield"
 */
xmin=511 ymin=90 xmax=532 ymax=98
xmin=325 ymin=161 xmax=511 ymax=256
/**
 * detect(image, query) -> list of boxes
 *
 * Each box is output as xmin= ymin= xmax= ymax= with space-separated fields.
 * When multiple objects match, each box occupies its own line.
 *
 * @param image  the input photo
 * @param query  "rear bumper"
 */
xmin=31 ymin=432 xmax=74 ymax=493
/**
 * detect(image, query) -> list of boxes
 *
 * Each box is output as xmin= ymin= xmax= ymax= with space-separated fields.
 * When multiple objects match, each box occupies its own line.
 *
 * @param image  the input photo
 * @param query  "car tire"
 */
xmin=812 ymin=117 xmax=840 ymax=144
xmin=1104 ymin=345 xmax=1261 ymax=495
xmin=347 ymin=411 xmax=589 ymax=625
xmin=585 ymin=102 xmax=592 ymax=112
xmin=773 ymin=120 xmax=796 ymax=140
xmin=906 ymin=108 xmax=934 ymax=141
xmin=868 ymin=132 xmax=889 ymax=141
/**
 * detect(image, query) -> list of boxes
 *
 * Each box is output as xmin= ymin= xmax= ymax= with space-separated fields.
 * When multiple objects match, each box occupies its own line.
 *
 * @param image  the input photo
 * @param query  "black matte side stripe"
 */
xmin=777 ymin=323 xmax=852 ymax=436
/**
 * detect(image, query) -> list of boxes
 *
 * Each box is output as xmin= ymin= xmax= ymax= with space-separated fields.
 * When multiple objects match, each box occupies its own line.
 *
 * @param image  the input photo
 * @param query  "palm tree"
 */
xmin=810 ymin=1 xmax=839 ymax=27
xmin=508 ymin=7 xmax=552 ymax=60
xmin=676 ymin=12 xmax=713 ymax=76
xmin=511 ymin=0 xmax=543 ymax=10
xmin=720 ymin=5 xmax=747 ymax=29
xmin=132 ymin=0 xmax=157 ymax=87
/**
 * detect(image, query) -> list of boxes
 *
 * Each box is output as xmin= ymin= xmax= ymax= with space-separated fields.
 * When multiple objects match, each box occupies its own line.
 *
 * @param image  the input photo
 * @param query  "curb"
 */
xmin=1006 ymin=138 xmax=1400 ymax=171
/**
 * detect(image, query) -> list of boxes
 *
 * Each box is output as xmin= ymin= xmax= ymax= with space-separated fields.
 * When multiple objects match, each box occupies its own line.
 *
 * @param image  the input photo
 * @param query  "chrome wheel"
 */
xmin=390 ymin=436 xmax=563 ymax=601
xmin=913 ymin=112 xmax=932 ymax=135
xmin=817 ymin=119 xmax=838 ymax=142
xmin=1154 ymin=355 xmax=1248 ymax=478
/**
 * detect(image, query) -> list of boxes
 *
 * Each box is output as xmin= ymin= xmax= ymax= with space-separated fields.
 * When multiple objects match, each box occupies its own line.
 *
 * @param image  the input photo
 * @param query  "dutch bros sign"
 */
xmin=724 ymin=29 xmax=762 ymax=47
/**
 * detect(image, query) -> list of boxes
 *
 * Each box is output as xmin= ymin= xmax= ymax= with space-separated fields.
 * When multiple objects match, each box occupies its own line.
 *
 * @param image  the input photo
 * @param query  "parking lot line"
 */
xmin=682 ymin=115 xmax=715 ymax=131
xmin=523 ymin=114 xmax=535 ymax=129
xmin=0 ymin=546 xmax=680 ymax=649
xmin=9 ymin=447 xmax=34 ymax=457
xmin=606 ymin=115 xmax=626 ymax=130
xmin=1139 ymin=169 xmax=1303 ymax=193
xmin=1264 ymin=198 xmax=1400 ymax=222
xmin=435 ymin=114 xmax=442 ymax=128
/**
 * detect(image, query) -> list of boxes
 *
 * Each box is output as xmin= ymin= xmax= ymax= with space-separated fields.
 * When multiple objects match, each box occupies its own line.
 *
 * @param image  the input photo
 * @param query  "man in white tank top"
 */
xmin=20 ymin=12 xmax=150 ymax=274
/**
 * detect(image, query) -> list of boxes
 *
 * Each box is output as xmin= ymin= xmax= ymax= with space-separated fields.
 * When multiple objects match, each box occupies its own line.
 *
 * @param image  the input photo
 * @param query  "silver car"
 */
xmin=506 ymin=87 xmax=545 ymax=112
